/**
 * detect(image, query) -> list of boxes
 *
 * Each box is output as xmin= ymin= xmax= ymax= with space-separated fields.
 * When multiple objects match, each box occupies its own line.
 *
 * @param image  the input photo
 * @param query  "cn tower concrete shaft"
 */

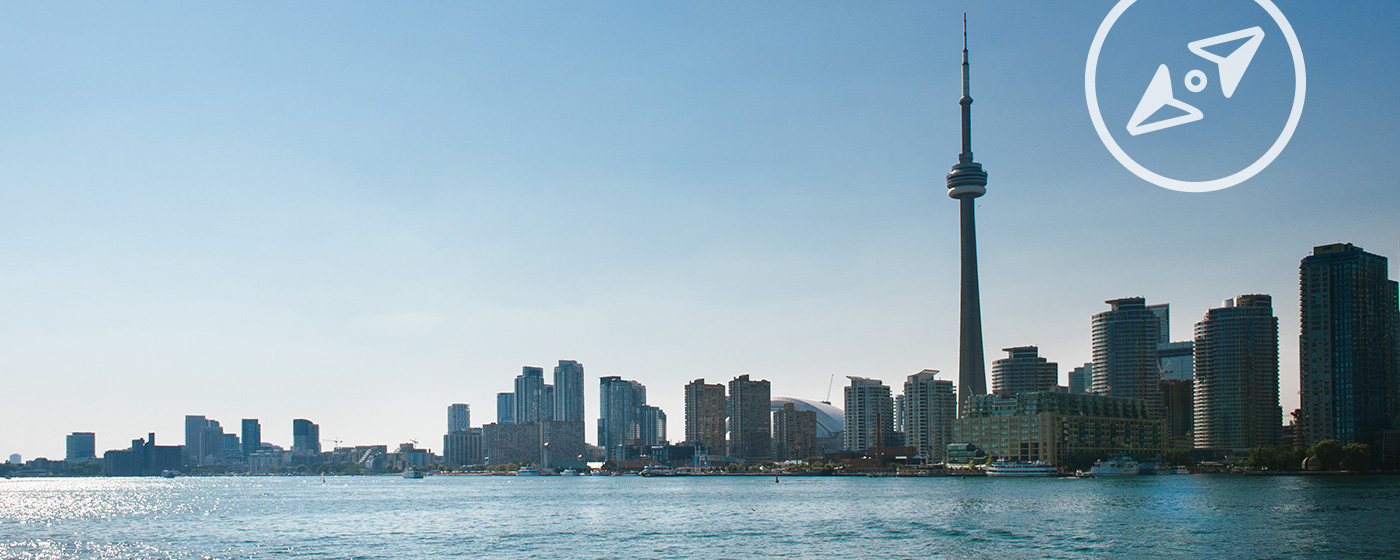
xmin=945 ymin=16 xmax=988 ymax=413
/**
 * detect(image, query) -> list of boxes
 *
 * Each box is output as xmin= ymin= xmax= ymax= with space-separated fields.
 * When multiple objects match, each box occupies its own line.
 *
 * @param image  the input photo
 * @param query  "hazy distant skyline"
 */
xmin=4 ymin=1 xmax=1399 ymax=459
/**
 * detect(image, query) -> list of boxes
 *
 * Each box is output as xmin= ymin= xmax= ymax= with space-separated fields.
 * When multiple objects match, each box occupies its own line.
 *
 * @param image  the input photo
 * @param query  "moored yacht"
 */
xmin=515 ymin=465 xmax=540 ymax=476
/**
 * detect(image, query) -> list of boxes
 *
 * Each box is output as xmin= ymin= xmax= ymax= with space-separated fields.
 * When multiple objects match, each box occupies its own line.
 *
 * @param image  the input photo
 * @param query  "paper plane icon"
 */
xmin=1189 ymin=26 xmax=1265 ymax=98
xmin=1126 ymin=64 xmax=1203 ymax=136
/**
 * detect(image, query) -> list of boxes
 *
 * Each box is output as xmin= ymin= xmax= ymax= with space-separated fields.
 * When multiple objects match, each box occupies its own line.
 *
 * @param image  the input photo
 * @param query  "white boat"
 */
xmin=402 ymin=468 xmax=424 ymax=479
xmin=560 ymin=468 xmax=580 ymax=476
xmin=983 ymin=460 xmax=1058 ymax=477
xmin=1090 ymin=456 xmax=1141 ymax=476
xmin=515 ymin=465 xmax=540 ymax=476
xmin=638 ymin=465 xmax=675 ymax=477
xmin=160 ymin=470 xmax=179 ymax=478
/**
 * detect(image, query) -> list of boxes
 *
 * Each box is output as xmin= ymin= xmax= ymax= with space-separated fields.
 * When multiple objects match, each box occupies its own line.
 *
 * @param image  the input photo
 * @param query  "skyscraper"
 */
xmin=946 ymin=18 xmax=989 ymax=412
xmin=448 ymin=403 xmax=471 ymax=433
xmin=1068 ymin=363 xmax=1092 ymax=395
xmin=844 ymin=376 xmax=895 ymax=453
xmin=292 ymin=419 xmax=320 ymax=455
xmin=1091 ymin=297 xmax=1169 ymax=418
xmin=514 ymin=366 xmax=551 ymax=424
xmin=184 ymin=415 xmax=206 ymax=465
xmin=727 ymin=374 xmax=771 ymax=462
xmin=772 ymin=403 xmax=819 ymax=461
xmin=496 ymin=392 xmax=516 ymax=424
xmin=990 ymin=346 xmax=1058 ymax=396
xmin=1300 ymin=243 xmax=1399 ymax=455
xmin=638 ymin=405 xmax=667 ymax=446
xmin=684 ymin=378 xmax=726 ymax=455
xmin=183 ymin=416 xmax=226 ymax=466
xmin=241 ymin=419 xmax=261 ymax=461
xmin=598 ymin=376 xmax=646 ymax=458
xmin=553 ymin=360 xmax=586 ymax=423
xmin=903 ymin=370 xmax=956 ymax=463
xmin=66 ymin=432 xmax=95 ymax=462
xmin=1157 ymin=341 xmax=1195 ymax=381
xmin=1194 ymin=295 xmax=1281 ymax=451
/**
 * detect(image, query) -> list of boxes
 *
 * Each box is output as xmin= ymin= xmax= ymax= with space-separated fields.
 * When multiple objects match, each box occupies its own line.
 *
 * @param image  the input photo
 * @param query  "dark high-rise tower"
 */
xmin=1299 ymin=243 xmax=1399 ymax=457
xmin=946 ymin=16 xmax=988 ymax=412
xmin=1194 ymin=294 xmax=1280 ymax=451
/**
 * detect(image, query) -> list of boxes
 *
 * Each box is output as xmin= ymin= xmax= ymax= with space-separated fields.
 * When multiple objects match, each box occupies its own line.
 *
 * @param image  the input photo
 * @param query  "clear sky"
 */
xmin=3 ymin=0 xmax=1398 ymax=459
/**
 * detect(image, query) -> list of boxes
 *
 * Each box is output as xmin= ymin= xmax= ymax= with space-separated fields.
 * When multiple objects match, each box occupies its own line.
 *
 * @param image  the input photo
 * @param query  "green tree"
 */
xmin=1340 ymin=443 xmax=1372 ymax=472
xmin=1163 ymin=449 xmax=1189 ymax=467
xmin=1274 ymin=445 xmax=1305 ymax=471
xmin=1309 ymin=440 xmax=1345 ymax=471
xmin=1248 ymin=446 xmax=1276 ymax=469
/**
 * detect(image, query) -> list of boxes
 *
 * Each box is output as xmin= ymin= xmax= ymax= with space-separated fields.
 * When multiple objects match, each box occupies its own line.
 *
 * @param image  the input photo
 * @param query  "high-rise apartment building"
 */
xmin=1091 ymin=297 xmax=1169 ymax=417
xmin=184 ymin=415 xmax=206 ymax=465
xmin=1157 ymin=341 xmax=1195 ymax=381
xmin=772 ymin=403 xmax=818 ymax=461
xmin=684 ymin=379 xmax=726 ymax=455
xmin=903 ymin=370 xmax=956 ymax=463
xmin=66 ymin=432 xmax=96 ymax=462
xmin=1068 ymin=363 xmax=1092 ymax=395
xmin=292 ymin=419 xmax=320 ymax=455
xmin=638 ymin=405 xmax=667 ymax=446
xmin=553 ymin=360 xmax=586 ymax=423
xmin=183 ymin=415 xmax=227 ymax=466
xmin=1194 ymin=294 xmax=1281 ymax=451
xmin=496 ymin=392 xmax=516 ymax=424
xmin=598 ymin=376 xmax=647 ymax=458
xmin=727 ymin=374 xmax=771 ymax=462
xmin=844 ymin=376 xmax=895 ymax=453
xmin=1159 ymin=378 xmax=1194 ymax=449
xmin=1300 ymin=243 xmax=1399 ymax=457
xmin=991 ymin=346 xmax=1058 ymax=396
xmin=514 ymin=366 xmax=552 ymax=424
xmin=448 ymin=403 xmax=471 ymax=433
xmin=241 ymin=419 xmax=261 ymax=460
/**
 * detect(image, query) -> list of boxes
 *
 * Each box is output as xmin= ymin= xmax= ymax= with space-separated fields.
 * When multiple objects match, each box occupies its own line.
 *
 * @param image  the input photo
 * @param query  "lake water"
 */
xmin=2 ymin=474 xmax=1398 ymax=559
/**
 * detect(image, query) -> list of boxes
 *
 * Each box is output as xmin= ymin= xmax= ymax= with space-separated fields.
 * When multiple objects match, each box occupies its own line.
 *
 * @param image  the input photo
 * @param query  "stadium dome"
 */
xmin=770 ymin=397 xmax=844 ymax=438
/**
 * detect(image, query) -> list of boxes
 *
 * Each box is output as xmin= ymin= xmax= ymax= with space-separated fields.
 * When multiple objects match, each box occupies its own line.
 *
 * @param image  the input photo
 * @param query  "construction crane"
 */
xmin=822 ymin=374 xmax=835 ymax=405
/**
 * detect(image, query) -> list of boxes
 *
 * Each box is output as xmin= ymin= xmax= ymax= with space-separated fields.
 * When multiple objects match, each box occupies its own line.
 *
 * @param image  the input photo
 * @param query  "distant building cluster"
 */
xmin=14 ymin=242 xmax=1400 ymax=475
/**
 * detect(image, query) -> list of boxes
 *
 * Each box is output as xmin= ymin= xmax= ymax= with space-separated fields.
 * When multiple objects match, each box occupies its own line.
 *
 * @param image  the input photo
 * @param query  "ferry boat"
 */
xmin=560 ymin=468 xmax=580 ymax=476
xmin=1090 ymin=456 xmax=1141 ymax=476
xmin=515 ymin=465 xmax=540 ymax=476
xmin=401 ymin=467 xmax=424 ymax=479
xmin=983 ymin=460 xmax=1058 ymax=477
xmin=638 ymin=465 xmax=675 ymax=477
xmin=160 ymin=470 xmax=179 ymax=478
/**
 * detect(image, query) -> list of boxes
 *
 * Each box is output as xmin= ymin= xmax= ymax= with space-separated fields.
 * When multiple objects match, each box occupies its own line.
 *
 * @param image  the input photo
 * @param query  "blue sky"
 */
xmin=3 ymin=1 xmax=1397 ymax=459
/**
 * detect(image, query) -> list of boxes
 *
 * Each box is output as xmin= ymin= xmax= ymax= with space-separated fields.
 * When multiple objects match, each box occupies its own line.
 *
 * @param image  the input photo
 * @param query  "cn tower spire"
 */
xmin=946 ymin=14 xmax=988 ymax=413
xmin=961 ymin=14 xmax=972 ymax=160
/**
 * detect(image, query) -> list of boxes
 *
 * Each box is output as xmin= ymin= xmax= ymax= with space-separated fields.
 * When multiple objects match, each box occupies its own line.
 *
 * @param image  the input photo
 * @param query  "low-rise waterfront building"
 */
xmin=953 ymin=391 xmax=1164 ymax=467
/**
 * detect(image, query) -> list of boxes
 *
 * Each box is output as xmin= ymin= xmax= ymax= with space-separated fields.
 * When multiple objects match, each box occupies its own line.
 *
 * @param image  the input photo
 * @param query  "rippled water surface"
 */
xmin=2 ymin=474 xmax=1398 ymax=559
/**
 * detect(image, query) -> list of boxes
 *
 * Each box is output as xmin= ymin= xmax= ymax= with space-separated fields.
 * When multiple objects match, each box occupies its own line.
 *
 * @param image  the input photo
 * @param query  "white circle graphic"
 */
xmin=1085 ymin=0 xmax=1306 ymax=193
xmin=1184 ymin=69 xmax=1208 ymax=93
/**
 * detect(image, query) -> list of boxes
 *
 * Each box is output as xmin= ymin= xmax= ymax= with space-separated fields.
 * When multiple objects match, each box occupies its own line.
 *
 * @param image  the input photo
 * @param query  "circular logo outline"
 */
xmin=1085 ymin=0 xmax=1306 ymax=193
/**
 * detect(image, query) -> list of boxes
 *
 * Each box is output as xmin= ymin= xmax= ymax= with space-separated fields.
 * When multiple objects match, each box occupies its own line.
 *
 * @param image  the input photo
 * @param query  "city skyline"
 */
xmin=4 ymin=2 xmax=1400 ymax=459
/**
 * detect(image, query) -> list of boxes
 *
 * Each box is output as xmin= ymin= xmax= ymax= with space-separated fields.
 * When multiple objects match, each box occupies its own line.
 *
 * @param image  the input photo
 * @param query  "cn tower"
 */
xmin=945 ymin=16 xmax=987 ymax=412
